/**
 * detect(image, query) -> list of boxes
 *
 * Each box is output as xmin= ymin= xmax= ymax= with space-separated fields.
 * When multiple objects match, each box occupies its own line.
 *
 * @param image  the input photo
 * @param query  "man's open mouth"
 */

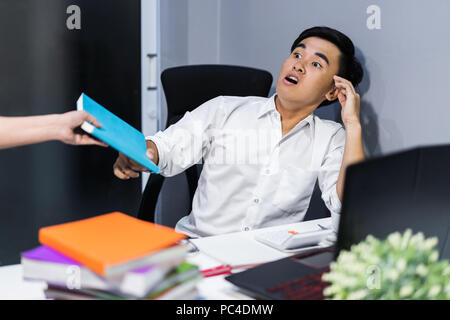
xmin=284 ymin=76 xmax=298 ymax=85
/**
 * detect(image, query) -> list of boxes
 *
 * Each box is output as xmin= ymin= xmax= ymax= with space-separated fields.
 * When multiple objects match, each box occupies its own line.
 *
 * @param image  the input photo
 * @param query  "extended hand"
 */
xmin=57 ymin=110 xmax=108 ymax=147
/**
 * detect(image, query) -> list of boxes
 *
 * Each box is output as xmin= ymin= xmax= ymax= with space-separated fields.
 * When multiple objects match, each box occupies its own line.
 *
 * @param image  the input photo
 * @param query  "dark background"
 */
xmin=0 ymin=0 xmax=141 ymax=265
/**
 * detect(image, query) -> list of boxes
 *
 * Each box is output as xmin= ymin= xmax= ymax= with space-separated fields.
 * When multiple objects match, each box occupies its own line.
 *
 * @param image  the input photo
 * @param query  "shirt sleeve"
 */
xmin=317 ymin=126 xmax=346 ymax=231
xmin=146 ymin=96 xmax=223 ymax=177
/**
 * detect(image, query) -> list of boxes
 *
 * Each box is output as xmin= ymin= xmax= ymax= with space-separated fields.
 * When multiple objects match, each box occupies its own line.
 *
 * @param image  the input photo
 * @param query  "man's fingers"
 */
xmin=334 ymin=76 xmax=356 ymax=96
xmin=124 ymin=167 xmax=140 ymax=178
xmin=129 ymin=162 xmax=145 ymax=172
xmin=122 ymin=154 xmax=146 ymax=171
xmin=113 ymin=159 xmax=129 ymax=179
xmin=333 ymin=75 xmax=351 ymax=83
xmin=335 ymin=84 xmax=355 ymax=99
xmin=113 ymin=156 xmax=131 ymax=180
xmin=114 ymin=166 xmax=130 ymax=180
xmin=113 ymin=155 xmax=141 ymax=179
xmin=114 ymin=162 xmax=139 ymax=179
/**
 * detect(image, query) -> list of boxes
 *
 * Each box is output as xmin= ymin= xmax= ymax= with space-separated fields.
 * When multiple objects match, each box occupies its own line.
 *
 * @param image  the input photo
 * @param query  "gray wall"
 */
xmin=162 ymin=0 xmax=450 ymax=157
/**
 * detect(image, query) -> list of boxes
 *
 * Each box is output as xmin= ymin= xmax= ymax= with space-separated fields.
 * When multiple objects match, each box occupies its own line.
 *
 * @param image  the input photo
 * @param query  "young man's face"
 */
xmin=276 ymin=36 xmax=341 ymax=110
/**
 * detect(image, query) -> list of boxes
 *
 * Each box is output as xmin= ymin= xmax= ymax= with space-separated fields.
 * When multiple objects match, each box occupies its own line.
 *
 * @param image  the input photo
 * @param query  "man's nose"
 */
xmin=293 ymin=61 xmax=305 ymax=74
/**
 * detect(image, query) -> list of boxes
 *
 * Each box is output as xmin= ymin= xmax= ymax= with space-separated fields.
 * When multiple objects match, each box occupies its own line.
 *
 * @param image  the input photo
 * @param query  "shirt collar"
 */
xmin=257 ymin=93 xmax=316 ymax=129
xmin=257 ymin=93 xmax=278 ymax=119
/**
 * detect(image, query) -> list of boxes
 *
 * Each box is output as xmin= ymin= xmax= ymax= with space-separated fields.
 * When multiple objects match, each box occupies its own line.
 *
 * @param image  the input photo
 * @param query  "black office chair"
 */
xmin=137 ymin=64 xmax=273 ymax=226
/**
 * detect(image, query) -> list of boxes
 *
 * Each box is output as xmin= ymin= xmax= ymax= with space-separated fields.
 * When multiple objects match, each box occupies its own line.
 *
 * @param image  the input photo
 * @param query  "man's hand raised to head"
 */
xmin=333 ymin=75 xmax=361 ymax=128
xmin=333 ymin=75 xmax=365 ymax=202
xmin=113 ymin=140 xmax=159 ymax=180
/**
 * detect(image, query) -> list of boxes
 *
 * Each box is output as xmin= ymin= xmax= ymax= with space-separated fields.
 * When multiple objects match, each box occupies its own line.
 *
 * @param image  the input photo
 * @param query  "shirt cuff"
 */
xmin=330 ymin=211 xmax=341 ymax=234
xmin=328 ymin=187 xmax=342 ymax=233
xmin=328 ymin=186 xmax=342 ymax=214
xmin=145 ymin=134 xmax=167 ymax=175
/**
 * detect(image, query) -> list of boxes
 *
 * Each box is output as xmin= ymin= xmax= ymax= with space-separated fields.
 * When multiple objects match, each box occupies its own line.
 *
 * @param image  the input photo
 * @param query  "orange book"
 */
xmin=38 ymin=212 xmax=187 ymax=277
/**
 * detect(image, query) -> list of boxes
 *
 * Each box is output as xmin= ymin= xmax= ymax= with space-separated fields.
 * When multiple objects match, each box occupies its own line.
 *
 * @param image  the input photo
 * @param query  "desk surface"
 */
xmin=0 ymin=254 xmax=251 ymax=300
xmin=0 ymin=218 xmax=331 ymax=300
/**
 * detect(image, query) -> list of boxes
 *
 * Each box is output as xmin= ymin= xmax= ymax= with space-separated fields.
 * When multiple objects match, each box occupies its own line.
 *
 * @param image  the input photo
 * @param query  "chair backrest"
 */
xmin=138 ymin=65 xmax=273 ymax=226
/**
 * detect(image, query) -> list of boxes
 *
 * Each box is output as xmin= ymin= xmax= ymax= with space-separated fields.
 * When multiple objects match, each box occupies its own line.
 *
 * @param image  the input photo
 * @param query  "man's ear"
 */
xmin=324 ymin=85 xmax=339 ymax=102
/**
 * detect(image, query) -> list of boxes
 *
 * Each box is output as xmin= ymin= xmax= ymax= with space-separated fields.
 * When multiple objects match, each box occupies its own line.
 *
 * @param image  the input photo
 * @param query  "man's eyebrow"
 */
xmin=295 ymin=43 xmax=330 ymax=66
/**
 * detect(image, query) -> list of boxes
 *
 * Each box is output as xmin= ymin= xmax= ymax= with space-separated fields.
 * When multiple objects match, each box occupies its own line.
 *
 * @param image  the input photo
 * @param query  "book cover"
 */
xmin=77 ymin=92 xmax=159 ymax=174
xmin=38 ymin=212 xmax=187 ymax=277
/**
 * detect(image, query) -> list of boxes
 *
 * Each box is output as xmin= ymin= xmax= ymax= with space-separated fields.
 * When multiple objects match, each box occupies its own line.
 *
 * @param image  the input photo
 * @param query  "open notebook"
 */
xmin=189 ymin=218 xmax=333 ymax=268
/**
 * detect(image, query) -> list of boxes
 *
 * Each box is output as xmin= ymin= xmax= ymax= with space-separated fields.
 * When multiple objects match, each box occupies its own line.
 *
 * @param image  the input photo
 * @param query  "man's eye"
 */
xmin=312 ymin=62 xmax=322 ymax=68
xmin=294 ymin=53 xmax=302 ymax=59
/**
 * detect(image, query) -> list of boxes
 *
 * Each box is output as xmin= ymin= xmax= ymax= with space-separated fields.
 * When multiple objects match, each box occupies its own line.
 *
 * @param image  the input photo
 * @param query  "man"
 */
xmin=114 ymin=26 xmax=365 ymax=237
xmin=0 ymin=110 xmax=106 ymax=149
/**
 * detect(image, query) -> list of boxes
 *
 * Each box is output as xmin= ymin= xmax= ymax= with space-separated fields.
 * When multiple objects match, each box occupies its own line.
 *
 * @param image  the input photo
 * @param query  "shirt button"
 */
xmin=253 ymin=198 xmax=260 ymax=204
xmin=265 ymin=169 xmax=271 ymax=175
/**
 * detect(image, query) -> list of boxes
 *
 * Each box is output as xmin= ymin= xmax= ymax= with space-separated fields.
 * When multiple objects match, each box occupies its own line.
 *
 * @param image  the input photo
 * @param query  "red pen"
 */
xmin=201 ymin=265 xmax=232 ymax=277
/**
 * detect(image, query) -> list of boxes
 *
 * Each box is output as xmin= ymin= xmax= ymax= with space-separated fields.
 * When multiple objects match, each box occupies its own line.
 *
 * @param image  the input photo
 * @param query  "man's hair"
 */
xmin=290 ymin=26 xmax=364 ymax=107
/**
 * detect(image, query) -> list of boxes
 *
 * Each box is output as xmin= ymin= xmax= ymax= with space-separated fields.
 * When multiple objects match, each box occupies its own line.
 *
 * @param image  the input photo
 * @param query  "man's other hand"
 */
xmin=113 ymin=141 xmax=158 ymax=179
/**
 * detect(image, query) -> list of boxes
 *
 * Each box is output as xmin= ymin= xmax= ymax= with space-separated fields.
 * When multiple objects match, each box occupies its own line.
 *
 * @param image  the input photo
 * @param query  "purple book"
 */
xmin=22 ymin=246 xmax=153 ymax=273
xmin=22 ymin=245 xmax=82 ymax=265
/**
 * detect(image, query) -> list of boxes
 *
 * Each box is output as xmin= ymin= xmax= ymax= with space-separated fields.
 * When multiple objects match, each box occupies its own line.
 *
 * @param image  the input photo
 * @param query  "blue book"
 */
xmin=77 ymin=93 xmax=159 ymax=174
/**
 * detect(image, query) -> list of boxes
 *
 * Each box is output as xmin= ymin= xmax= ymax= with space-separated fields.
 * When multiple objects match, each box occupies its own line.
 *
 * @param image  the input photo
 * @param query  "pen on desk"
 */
xmin=317 ymin=224 xmax=330 ymax=230
xmin=201 ymin=265 xmax=232 ymax=278
xmin=180 ymin=239 xmax=199 ymax=253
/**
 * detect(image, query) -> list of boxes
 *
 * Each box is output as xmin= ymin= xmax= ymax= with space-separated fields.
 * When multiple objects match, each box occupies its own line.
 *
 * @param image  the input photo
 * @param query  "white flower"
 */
xmin=423 ymin=237 xmax=438 ymax=251
xmin=416 ymin=264 xmax=428 ymax=277
xmin=388 ymin=232 xmax=402 ymax=248
xmin=323 ymin=285 xmax=340 ymax=296
xmin=345 ymin=262 xmax=366 ymax=274
xmin=366 ymin=235 xmax=378 ymax=245
xmin=322 ymin=272 xmax=341 ymax=283
xmin=360 ymin=251 xmax=379 ymax=265
xmin=340 ymin=276 xmax=358 ymax=288
xmin=347 ymin=289 xmax=368 ymax=300
xmin=334 ymin=293 xmax=344 ymax=300
xmin=428 ymin=285 xmax=441 ymax=298
xmin=428 ymin=251 xmax=439 ymax=263
xmin=400 ymin=229 xmax=412 ymax=249
xmin=396 ymin=258 xmax=407 ymax=272
xmin=443 ymin=266 xmax=450 ymax=276
xmin=327 ymin=273 xmax=348 ymax=285
xmin=399 ymin=285 xmax=414 ymax=298
xmin=339 ymin=251 xmax=357 ymax=265
xmin=444 ymin=283 xmax=450 ymax=296
xmin=410 ymin=232 xmax=423 ymax=245
xmin=387 ymin=269 xmax=399 ymax=281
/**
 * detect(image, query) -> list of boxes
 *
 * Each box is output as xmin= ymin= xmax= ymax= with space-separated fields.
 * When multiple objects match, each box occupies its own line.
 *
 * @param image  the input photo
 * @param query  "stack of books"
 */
xmin=21 ymin=212 xmax=201 ymax=300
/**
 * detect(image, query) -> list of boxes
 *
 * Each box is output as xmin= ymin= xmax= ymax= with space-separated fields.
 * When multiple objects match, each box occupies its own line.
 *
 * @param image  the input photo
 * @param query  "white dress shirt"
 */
xmin=147 ymin=94 xmax=345 ymax=237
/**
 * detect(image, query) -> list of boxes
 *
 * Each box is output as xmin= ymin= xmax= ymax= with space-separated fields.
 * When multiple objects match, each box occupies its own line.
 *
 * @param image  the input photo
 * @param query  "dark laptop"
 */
xmin=225 ymin=144 xmax=450 ymax=299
